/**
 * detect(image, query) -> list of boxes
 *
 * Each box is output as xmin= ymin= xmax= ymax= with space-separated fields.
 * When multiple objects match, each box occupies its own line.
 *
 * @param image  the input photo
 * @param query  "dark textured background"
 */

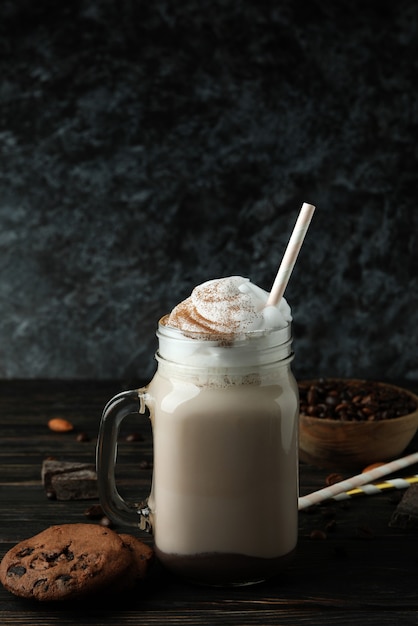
xmin=1 ymin=0 xmax=417 ymax=383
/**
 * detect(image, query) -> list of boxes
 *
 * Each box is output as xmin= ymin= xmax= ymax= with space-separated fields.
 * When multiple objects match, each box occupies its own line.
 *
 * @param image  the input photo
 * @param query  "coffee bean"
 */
xmin=361 ymin=394 xmax=373 ymax=404
xmin=310 ymin=529 xmax=327 ymax=540
xmin=360 ymin=407 xmax=374 ymax=417
xmin=307 ymin=386 xmax=317 ymax=405
xmin=335 ymin=403 xmax=348 ymax=412
xmin=84 ymin=504 xmax=104 ymax=519
xmin=325 ymin=395 xmax=339 ymax=407
xmin=299 ymin=380 xmax=416 ymax=422
xmin=76 ymin=432 xmax=90 ymax=442
xmin=325 ymin=473 xmax=343 ymax=486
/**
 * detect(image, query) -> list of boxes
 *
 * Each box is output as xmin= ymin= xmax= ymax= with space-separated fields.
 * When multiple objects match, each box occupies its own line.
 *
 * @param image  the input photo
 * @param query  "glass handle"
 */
xmin=96 ymin=388 xmax=152 ymax=531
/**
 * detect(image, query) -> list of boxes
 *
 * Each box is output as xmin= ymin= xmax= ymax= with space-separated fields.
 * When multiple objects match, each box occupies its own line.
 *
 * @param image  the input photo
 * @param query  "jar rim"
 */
xmin=156 ymin=317 xmax=293 ymax=367
xmin=154 ymin=349 xmax=295 ymax=372
xmin=158 ymin=315 xmax=291 ymax=344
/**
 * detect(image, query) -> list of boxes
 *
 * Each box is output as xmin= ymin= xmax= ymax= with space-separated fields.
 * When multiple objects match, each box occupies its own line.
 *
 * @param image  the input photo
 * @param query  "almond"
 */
xmin=362 ymin=462 xmax=385 ymax=473
xmin=48 ymin=417 xmax=74 ymax=433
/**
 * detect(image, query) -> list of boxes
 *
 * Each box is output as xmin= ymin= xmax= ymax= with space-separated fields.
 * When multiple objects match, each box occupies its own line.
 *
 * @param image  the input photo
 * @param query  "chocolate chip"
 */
xmin=17 ymin=547 xmax=34 ymax=557
xmin=33 ymin=579 xmax=49 ymax=591
xmin=7 ymin=565 xmax=26 ymax=578
xmin=44 ymin=551 xmax=60 ymax=563
xmin=63 ymin=548 xmax=74 ymax=561
xmin=56 ymin=574 xmax=72 ymax=586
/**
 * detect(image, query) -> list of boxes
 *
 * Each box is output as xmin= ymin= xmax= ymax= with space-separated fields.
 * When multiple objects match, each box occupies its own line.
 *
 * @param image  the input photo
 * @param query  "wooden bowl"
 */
xmin=298 ymin=379 xmax=418 ymax=470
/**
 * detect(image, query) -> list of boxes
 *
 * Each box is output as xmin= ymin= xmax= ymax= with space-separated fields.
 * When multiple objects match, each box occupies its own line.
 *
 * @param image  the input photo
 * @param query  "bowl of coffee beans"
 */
xmin=298 ymin=379 xmax=418 ymax=469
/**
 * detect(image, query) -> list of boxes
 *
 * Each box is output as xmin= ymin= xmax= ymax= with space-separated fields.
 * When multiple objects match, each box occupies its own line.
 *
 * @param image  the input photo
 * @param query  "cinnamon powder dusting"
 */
xmin=166 ymin=277 xmax=259 ymax=336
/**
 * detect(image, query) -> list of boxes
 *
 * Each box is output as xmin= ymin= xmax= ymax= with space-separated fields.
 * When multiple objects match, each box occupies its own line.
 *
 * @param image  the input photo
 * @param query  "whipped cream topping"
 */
xmin=166 ymin=276 xmax=292 ymax=336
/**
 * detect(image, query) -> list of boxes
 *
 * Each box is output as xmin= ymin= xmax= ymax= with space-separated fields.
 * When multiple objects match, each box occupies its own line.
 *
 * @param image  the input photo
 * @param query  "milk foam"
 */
xmin=161 ymin=277 xmax=292 ymax=367
xmin=166 ymin=276 xmax=292 ymax=335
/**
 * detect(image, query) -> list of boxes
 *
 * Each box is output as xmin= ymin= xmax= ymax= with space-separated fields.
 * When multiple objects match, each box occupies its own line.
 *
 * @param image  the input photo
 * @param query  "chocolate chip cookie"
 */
xmin=0 ymin=524 xmax=133 ymax=601
xmin=119 ymin=534 xmax=154 ymax=584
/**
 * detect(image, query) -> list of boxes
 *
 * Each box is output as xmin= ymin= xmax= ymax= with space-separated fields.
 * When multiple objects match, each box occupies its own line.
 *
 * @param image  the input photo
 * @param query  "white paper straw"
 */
xmin=298 ymin=451 xmax=418 ymax=510
xmin=266 ymin=202 xmax=315 ymax=307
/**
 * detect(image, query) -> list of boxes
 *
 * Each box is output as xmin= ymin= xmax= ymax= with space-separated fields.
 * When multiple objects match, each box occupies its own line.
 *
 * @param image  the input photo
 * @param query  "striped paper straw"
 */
xmin=266 ymin=202 xmax=316 ymax=307
xmin=298 ymin=451 xmax=418 ymax=510
xmin=332 ymin=474 xmax=418 ymax=501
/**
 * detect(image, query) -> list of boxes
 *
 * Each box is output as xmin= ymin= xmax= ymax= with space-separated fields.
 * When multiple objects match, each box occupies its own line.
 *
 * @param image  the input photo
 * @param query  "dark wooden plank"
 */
xmin=0 ymin=609 xmax=416 ymax=626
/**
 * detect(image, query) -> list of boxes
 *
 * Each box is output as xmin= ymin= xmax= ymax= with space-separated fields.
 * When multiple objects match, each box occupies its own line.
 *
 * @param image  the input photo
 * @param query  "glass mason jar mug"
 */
xmin=96 ymin=320 xmax=299 ymax=586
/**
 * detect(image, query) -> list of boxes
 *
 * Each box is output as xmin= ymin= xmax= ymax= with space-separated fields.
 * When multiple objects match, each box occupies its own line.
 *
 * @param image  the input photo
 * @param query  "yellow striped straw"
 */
xmin=332 ymin=475 xmax=418 ymax=501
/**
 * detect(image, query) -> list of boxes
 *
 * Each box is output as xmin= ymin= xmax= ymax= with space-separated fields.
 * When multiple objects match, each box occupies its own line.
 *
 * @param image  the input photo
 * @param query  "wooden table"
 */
xmin=1 ymin=379 xmax=418 ymax=625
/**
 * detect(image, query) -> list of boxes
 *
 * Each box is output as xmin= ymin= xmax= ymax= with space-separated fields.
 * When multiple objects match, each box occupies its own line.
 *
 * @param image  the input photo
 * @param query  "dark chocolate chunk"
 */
xmin=41 ymin=460 xmax=98 ymax=500
xmin=389 ymin=485 xmax=418 ymax=529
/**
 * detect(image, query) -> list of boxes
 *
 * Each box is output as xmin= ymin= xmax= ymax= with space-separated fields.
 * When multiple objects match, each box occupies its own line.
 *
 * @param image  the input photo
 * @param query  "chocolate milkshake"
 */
xmin=146 ymin=277 xmax=299 ymax=585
